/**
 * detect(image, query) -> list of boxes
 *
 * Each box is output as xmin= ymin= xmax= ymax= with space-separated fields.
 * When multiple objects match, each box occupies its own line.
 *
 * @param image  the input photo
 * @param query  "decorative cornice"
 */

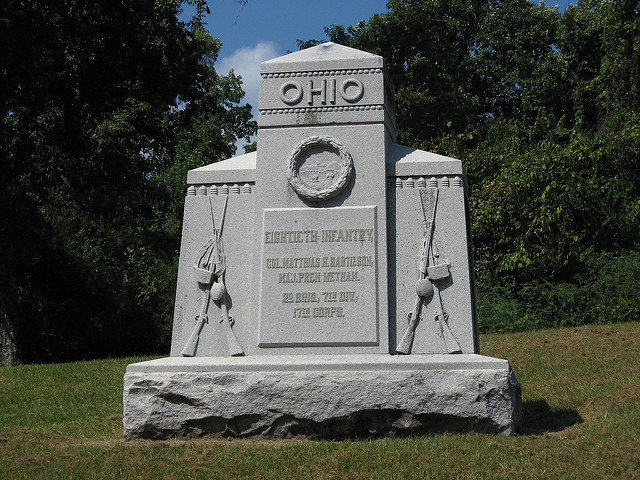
xmin=390 ymin=176 xmax=464 ymax=189
xmin=187 ymin=183 xmax=255 ymax=196
xmin=261 ymin=68 xmax=383 ymax=79
xmin=260 ymin=105 xmax=383 ymax=115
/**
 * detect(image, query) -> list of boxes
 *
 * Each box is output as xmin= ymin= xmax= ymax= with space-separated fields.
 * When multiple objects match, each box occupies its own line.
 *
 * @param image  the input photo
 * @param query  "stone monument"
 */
xmin=123 ymin=43 xmax=522 ymax=438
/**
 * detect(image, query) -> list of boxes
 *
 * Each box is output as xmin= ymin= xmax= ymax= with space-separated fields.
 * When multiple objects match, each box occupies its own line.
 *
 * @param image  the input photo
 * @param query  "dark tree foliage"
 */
xmin=309 ymin=0 xmax=566 ymax=148
xmin=0 ymin=0 xmax=255 ymax=363
xmin=306 ymin=0 xmax=640 ymax=331
xmin=309 ymin=0 xmax=488 ymax=148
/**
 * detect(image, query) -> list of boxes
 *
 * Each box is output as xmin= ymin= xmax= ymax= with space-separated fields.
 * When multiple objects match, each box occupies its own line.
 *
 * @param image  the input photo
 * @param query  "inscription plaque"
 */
xmin=258 ymin=206 xmax=379 ymax=347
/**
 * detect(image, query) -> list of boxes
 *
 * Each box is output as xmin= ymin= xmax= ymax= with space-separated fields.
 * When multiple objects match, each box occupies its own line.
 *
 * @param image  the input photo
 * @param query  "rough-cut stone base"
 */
xmin=123 ymin=354 xmax=521 ymax=439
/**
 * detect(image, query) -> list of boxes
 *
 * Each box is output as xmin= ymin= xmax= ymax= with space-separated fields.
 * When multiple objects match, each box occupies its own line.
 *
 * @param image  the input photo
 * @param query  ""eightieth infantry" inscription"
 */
xmin=257 ymin=206 xmax=379 ymax=347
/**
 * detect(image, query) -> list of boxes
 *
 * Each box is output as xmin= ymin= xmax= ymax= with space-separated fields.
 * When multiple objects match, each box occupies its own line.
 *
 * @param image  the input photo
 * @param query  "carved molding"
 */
xmin=390 ymin=176 xmax=464 ymax=189
xmin=187 ymin=183 xmax=255 ymax=196
xmin=260 ymin=105 xmax=383 ymax=115
xmin=288 ymin=136 xmax=353 ymax=201
xmin=261 ymin=68 xmax=383 ymax=79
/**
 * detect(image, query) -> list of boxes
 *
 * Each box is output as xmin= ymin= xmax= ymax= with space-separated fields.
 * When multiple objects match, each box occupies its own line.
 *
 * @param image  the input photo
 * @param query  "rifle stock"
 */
xmin=433 ymin=282 xmax=461 ymax=354
xmin=222 ymin=318 xmax=244 ymax=356
xmin=182 ymin=284 xmax=211 ymax=357
xmin=181 ymin=314 xmax=206 ymax=357
xmin=396 ymin=296 xmax=422 ymax=354
xmin=219 ymin=276 xmax=244 ymax=356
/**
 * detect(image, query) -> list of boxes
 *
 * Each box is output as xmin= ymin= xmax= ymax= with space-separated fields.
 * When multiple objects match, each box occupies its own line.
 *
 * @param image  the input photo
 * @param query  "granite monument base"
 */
xmin=123 ymin=355 xmax=521 ymax=439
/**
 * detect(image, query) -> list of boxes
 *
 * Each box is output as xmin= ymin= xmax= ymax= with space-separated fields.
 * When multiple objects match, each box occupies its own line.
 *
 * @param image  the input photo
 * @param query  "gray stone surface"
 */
xmin=187 ymin=151 xmax=257 ymax=185
xmin=123 ymin=355 xmax=521 ymax=438
xmin=258 ymin=206 xmax=380 ymax=347
xmin=258 ymin=43 xmax=395 ymax=134
xmin=248 ymin=43 xmax=393 ymax=355
xmin=125 ymin=42 xmax=522 ymax=439
xmin=169 ymin=43 xmax=481 ymax=357
xmin=170 ymin=192 xmax=255 ymax=357
xmin=388 ymin=170 xmax=478 ymax=354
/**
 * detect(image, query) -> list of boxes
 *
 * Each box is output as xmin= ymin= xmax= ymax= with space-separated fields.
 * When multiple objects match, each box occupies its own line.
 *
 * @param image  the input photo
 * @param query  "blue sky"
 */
xmin=185 ymin=1 xmax=389 ymax=126
xmin=183 ymin=0 xmax=574 ymax=150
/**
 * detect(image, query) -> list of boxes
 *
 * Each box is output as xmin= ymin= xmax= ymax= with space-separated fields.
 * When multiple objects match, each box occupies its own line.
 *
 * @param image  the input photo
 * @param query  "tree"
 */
xmin=470 ymin=0 xmax=566 ymax=142
xmin=306 ymin=0 xmax=640 ymax=331
xmin=318 ymin=0 xmax=487 ymax=148
xmin=560 ymin=0 xmax=640 ymax=131
xmin=307 ymin=0 xmax=563 ymax=149
xmin=466 ymin=1 xmax=640 ymax=283
xmin=0 ymin=0 xmax=255 ymax=363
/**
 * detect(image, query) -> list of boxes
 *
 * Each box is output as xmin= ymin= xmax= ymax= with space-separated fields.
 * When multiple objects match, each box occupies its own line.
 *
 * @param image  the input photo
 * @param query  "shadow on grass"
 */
xmin=521 ymin=399 xmax=583 ymax=435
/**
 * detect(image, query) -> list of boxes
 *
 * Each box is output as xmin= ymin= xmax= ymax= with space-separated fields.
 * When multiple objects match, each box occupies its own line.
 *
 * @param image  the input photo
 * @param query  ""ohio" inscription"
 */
xmin=280 ymin=78 xmax=364 ymax=106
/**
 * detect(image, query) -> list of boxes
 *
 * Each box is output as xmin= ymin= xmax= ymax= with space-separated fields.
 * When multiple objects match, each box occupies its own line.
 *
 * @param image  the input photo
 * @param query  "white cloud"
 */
xmin=218 ymin=41 xmax=279 ymax=154
xmin=218 ymin=41 xmax=279 ymax=119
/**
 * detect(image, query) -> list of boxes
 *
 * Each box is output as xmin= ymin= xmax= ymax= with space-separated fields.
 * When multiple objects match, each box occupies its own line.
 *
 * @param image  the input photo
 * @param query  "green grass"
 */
xmin=2 ymin=324 xmax=640 ymax=479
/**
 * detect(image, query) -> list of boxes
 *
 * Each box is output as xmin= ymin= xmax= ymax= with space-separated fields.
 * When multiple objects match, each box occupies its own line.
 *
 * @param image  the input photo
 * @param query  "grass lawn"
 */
xmin=1 ymin=322 xmax=639 ymax=479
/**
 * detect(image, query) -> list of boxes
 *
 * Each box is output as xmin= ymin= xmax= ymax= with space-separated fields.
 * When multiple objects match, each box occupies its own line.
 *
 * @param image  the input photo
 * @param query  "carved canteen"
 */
xmin=287 ymin=136 xmax=353 ymax=201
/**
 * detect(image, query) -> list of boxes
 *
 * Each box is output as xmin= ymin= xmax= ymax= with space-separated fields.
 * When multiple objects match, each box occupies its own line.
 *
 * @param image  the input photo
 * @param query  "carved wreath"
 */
xmin=287 ymin=136 xmax=353 ymax=201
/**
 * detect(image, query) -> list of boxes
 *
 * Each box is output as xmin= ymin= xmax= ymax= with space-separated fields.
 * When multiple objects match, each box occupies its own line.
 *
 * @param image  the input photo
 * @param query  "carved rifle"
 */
xmin=181 ymin=273 xmax=212 ymax=357
xmin=429 ymin=251 xmax=462 ymax=353
xmin=397 ymin=188 xmax=462 ymax=354
xmin=213 ymin=197 xmax=244 ymax=356
xmin=217 ymin=269 xmax=244 ymax=356
xmin=182 ymin=196 xmax=244 ymax=356
xmin=396 ymin=188 xmax=438 ymax=354
xmin=432 ymin=281 xmax=461 ymax=353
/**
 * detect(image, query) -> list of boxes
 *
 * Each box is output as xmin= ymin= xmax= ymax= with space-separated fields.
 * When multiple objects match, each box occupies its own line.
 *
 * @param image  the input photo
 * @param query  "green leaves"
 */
xmin=1 ymin=0 xmax=255 ymax=362
xmin=469 ymin=121 xmax=639 ymax=286
xmin=314 ymin=0 xmax=640 ymax=294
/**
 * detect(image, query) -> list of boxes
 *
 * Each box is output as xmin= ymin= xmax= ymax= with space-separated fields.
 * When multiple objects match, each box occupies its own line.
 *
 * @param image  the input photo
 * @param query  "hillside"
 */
xmin=1 ymin=322 xmax=639 ymax=479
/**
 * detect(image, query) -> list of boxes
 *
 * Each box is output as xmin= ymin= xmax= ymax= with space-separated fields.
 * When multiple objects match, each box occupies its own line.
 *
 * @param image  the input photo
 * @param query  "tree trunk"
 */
xmin=0 ymin=257 xmax=22 ymax=366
